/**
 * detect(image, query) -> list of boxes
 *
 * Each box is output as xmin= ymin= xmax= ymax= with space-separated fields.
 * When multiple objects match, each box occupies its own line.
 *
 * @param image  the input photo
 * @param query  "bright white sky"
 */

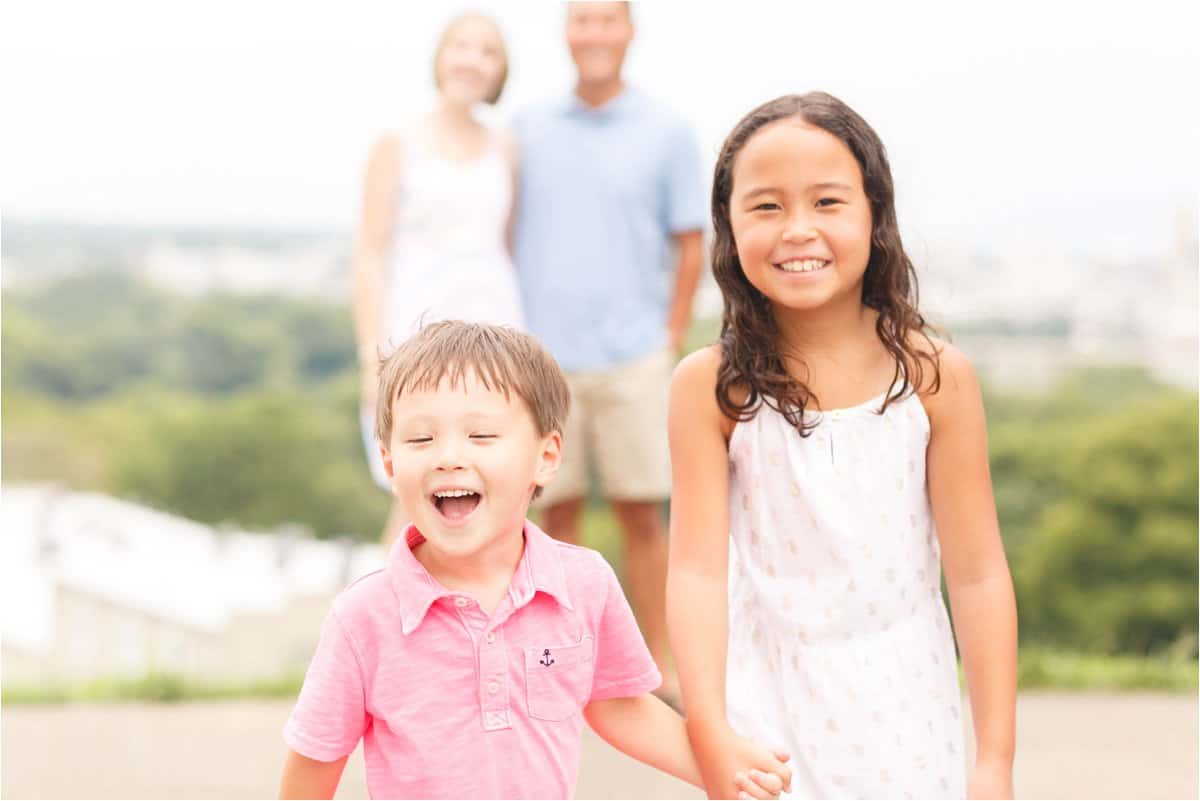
xmin=3 ymin=1 xmax=1197 ymax=259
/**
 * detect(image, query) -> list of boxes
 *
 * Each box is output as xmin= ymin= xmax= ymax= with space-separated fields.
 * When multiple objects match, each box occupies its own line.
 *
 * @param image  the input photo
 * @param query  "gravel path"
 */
xmin=2 ymin=693 xmax=1196 ymax=798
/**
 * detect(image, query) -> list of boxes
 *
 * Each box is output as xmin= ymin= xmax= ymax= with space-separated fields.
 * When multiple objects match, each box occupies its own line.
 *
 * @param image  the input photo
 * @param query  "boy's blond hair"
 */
xmin=374 ymin=321 xmax=570 ymax=449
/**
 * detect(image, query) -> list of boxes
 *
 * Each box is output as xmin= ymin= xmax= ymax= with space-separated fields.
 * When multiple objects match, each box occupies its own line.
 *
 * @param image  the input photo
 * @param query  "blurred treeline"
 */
xmin=2 ymin=272 xmax=1197 ymax=658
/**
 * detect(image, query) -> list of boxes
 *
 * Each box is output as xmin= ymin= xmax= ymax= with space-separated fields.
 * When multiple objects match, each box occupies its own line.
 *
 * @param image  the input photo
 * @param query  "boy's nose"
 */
xmin=433 ymin=442 xmax=467 ymax=471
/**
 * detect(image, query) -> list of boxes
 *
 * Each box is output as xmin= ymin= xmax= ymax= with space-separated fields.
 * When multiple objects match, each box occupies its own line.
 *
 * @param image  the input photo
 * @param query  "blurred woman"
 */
xmin=353 ymin=13 xmax=523 ymax=547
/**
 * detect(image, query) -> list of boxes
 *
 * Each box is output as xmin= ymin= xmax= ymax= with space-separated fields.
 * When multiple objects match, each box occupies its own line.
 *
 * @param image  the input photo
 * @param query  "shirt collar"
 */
xmin=389 ymin=519 xmax=573 ymax=635
xmin=560 ymin=85 xmax=637 ymax=118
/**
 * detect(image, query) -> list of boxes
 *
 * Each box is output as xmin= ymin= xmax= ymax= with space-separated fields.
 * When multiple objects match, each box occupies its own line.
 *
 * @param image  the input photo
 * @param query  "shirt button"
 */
xmin=454 ymin=597 xmax=470 ymax=608
xmin=487 ymin=681 xmax=499 ymax=695
xmin=485 ymin=632 xmax=496 ymax=644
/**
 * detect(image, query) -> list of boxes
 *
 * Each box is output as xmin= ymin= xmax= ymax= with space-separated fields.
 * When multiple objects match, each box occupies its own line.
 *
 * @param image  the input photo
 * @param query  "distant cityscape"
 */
xmin=4 ymin=217 xmax=1197 ymax=391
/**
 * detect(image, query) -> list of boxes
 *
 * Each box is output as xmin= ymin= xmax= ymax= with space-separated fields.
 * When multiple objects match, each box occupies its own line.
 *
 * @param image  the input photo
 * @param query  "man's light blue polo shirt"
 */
xmin=513 ymin=88 xmax=707 ymax=372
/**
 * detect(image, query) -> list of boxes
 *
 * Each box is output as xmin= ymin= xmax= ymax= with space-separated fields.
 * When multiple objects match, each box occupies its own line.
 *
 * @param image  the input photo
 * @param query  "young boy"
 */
xmin=279 ymin=322 xmax=791 ymax=799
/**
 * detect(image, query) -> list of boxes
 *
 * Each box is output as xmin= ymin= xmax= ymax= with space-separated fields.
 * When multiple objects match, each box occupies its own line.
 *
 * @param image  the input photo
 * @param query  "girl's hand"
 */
xmin=967 ymin=759 xmax=1013 ymax=799
xmin=694 ymin=723 xmax=791 ymax=800
xmin=734 ymin=764 xmax=790 ymax=799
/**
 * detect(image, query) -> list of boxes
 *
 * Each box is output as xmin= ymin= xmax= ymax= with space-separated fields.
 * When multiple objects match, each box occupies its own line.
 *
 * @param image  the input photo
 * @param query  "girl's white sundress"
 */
xmin=725 ymin=388 xmax=966 ymax=799
xmin=360 ymin=129 xmax=525 ymax=488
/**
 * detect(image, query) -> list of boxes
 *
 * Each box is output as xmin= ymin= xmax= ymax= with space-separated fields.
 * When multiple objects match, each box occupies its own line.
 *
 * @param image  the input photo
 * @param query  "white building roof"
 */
xmin=1 ymin=485 xmax=384 ymax=650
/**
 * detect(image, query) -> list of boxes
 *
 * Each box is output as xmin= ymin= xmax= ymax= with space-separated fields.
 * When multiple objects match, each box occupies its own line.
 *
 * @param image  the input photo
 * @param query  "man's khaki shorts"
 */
xmin=537 ymin=347 xmax=673 ymax=507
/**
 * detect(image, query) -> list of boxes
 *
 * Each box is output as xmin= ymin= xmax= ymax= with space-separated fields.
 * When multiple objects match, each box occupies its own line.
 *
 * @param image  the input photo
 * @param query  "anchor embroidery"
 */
xmin=539 ymin=648 xmax=555 ymax=667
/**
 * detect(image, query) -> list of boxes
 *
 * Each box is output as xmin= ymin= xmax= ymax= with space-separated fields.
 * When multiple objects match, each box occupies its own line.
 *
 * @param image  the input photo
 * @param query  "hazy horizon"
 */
xmin=4 ymin=1 xmax=1197 ymax=261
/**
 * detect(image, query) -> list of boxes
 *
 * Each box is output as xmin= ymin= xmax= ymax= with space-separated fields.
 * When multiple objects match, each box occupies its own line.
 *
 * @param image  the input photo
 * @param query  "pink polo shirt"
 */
xmin=283 ymin=520 xmax=661 ymax=799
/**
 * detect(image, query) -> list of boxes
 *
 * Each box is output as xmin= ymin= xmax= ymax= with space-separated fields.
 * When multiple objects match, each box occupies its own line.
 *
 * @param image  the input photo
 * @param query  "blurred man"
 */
xmin=513 ymin=1 xmax=706 ymax=706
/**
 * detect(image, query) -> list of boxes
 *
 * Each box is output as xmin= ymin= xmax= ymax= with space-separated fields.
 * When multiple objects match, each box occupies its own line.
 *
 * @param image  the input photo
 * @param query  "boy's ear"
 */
xmin=380 ymin=445 xmax=396 ymax=481
xmin=533 ymin=430 xmax=563 ymax=489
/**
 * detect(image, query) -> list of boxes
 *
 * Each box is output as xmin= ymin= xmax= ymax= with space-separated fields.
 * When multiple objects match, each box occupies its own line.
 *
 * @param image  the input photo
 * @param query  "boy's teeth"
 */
xmin=434 ymin=489 xmax=475 ymax=498
xmin=779 ymin=259 xmax=827 ymax=272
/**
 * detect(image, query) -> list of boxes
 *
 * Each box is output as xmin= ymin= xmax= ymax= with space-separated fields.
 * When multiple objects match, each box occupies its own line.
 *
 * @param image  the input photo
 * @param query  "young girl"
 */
xmin=353 ymin=13 xmax=524 ymax=546
xmin=666 ymin=93 xmax=1017 ymax=800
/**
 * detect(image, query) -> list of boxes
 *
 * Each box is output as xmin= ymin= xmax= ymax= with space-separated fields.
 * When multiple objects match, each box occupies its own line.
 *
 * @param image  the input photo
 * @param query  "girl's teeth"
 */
xmin=779 ymin=259 xmax=827 ymax=272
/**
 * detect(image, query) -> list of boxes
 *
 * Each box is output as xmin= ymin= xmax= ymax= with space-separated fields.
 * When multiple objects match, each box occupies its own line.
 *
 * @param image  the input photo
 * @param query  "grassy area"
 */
xmin=2 ymin=671 xmax=306 ymax=706
xmin=5 ymin=650 xmax=1193 ymax=707
xmin=1014 ymin=648 xmax=1198 ymax=691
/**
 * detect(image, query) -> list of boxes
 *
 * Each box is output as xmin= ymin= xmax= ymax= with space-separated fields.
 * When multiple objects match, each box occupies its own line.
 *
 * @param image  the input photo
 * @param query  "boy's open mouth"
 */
xmin=432 ymin=489 xmax=481 ymax=522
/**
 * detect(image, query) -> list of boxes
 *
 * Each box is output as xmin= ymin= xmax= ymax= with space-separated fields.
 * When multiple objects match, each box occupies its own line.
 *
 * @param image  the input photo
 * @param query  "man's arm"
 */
xmin=665 ymin=230 xmax=704 ymax=354
xmin=279 ymin=749 xmax=348 ymax=800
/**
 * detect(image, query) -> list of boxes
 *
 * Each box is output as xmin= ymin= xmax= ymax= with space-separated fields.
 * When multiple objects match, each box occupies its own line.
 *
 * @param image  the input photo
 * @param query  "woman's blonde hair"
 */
xmin=433 ymin=13 xmax=508 ymax=105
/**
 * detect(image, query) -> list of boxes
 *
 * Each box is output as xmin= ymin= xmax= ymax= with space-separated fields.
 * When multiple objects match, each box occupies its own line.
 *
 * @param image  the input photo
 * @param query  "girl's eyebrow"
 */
xmin=740 ymin=186 xmax=781 ymax=200
xmin=739 ymin=180 xmax=854 ymax=200
xmin=810 ymin=181 xmax=854 ymax=191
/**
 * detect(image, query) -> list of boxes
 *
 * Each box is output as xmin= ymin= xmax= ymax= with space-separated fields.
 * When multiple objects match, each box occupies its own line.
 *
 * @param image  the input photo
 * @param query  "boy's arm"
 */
xmin=279 ymin=749 xmax=348 ymax=800
xmin=923 ymin=343 xmax=1017 ymax=799
xmin=584 ymin=695 xmax=787 ymax=799
xmin=585 ymin=694 xmax=702 ymax=788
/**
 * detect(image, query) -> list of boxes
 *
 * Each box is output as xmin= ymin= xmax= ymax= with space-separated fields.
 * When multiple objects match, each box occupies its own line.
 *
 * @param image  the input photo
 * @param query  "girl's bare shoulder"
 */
xmin=672 ymin=344 xmax=721 ymax=398
xmin=672 ymin=344 xmax=740 ymax=440
xmin=905 ymin=332 xmax=981 ymax=421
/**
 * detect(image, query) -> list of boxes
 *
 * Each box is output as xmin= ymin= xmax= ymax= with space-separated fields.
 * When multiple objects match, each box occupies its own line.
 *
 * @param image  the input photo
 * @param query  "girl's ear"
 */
xmin=533 ymin=430 xmax=563 ymax=490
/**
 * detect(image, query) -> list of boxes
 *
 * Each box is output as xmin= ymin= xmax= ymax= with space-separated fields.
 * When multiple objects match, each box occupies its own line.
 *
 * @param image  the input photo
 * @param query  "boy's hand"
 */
xmin=734 ymin=761 xmax=790 ymax=799
xmin=968 ymin=758 xmax=1013 ymax=799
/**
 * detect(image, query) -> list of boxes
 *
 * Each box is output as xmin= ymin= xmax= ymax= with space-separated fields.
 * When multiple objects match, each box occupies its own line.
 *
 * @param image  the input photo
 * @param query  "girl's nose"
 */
xmin=781 ymin=214 xmax=820 ymax=244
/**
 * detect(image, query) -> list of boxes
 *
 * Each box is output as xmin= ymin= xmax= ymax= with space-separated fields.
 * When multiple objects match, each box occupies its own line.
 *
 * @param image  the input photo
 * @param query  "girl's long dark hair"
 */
xmin=712 ymin=92 xmax=941 ymax=434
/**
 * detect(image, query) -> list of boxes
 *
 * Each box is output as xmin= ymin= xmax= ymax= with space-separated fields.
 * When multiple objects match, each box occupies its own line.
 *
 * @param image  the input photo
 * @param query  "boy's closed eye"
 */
xmin=469 ymin=433 xmax=499 ymax=440
xmin=405 ymin=436 xmax=433 ymax=444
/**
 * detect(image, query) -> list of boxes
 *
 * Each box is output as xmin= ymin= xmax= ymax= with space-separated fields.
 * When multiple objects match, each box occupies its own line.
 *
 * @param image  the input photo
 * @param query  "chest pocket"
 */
xmin=524 ymin=635 xmax=595 ymax=722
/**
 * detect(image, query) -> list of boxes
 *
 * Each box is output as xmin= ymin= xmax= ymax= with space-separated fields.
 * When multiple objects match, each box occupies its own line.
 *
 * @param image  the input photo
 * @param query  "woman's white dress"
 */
xmin=361 ymin=131 xmax=524 ymax=488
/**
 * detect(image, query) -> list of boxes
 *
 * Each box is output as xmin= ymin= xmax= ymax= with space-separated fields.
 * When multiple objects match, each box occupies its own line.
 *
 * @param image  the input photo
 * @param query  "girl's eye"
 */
xmin=753 ymin=202 xmax=781 ymax=211
xmin=816 ymin=198 xmax=844 ymax=208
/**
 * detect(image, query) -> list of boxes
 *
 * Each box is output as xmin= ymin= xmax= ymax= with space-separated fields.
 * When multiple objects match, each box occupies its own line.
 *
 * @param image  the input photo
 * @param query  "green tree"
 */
xmin=113 ymin=390 xmax=388 ymax=539
xmin=1009 ymin=394 xmax=1198 ymax=654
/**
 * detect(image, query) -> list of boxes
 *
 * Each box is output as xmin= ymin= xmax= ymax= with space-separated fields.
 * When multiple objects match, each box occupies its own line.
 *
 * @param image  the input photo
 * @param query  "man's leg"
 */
xmin=533 ymin=369 xmax=589 ymax=543
xmin=542 ymin=497 xmax=586 ymax=546
xmin=592 ymin=347 xmax=678 ymax=700
xmin=610 ymin=499 xmax=677 ymax=698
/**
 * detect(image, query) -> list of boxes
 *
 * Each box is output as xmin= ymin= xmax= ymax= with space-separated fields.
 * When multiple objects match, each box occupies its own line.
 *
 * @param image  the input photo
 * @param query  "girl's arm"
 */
xmin=352 ymin=133 xmax=400 ymax=405
xmin=278 ymin=749 xmax=348 ymax=800
xmin=922 ymin=342 xmax=1018 ymax=799
xmin=666 ymin=348 xmax=791 ymax=799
